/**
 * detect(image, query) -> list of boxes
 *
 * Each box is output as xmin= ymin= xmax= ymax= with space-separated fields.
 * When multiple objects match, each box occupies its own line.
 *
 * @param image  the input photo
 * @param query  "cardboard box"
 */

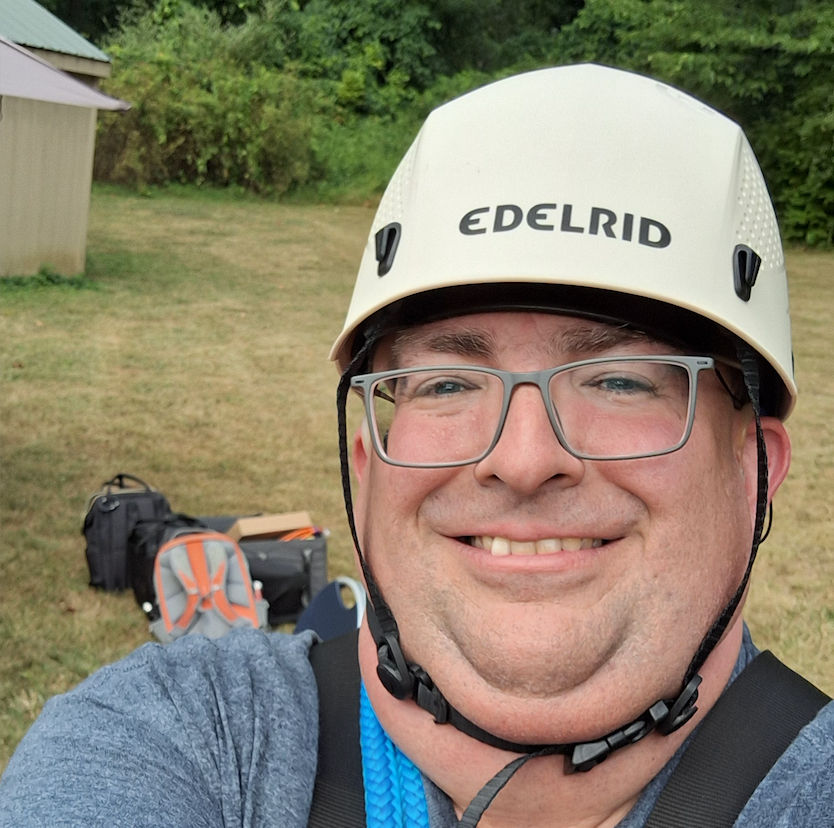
xmin=226 ymin=511 xmax=313 ymax=542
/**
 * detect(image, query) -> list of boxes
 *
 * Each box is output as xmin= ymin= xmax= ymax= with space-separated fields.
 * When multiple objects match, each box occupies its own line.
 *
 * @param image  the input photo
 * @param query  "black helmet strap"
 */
xmin=680 ymin=343 xmax=769 ymax=685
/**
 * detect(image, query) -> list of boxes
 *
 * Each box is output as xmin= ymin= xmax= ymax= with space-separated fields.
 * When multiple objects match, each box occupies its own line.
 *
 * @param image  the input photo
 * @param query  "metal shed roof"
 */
xmin=0 ymin=0 xmax=110 ymax=63
xmin=0 ymin=35 xmax=127 ymax=109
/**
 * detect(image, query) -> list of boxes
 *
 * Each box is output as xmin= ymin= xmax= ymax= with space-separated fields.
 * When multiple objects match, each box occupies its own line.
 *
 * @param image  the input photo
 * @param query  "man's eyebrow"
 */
xmin=389 ymin=320 xmax=661 ymax=365
xmin=390 ymin=328 xmax=495 ymax=364
xmin=556 ymin=324 xmax=657 ymax=355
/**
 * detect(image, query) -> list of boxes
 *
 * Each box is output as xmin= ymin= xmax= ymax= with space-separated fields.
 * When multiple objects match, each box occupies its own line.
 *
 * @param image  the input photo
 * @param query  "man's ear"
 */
xmin=744 ymin=416 xmax=791 ymax=511
xmin=352 ymin=417 xmax=372 ymax=483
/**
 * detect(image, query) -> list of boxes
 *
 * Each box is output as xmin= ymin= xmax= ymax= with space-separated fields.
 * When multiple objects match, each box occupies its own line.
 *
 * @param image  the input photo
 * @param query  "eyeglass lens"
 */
xmin=368 ymin=360 xmax=694 ymax=465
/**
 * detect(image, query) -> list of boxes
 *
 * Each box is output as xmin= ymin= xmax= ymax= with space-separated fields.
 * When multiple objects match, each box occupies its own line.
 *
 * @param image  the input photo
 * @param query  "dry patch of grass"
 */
xmin=0 ymin=187 xmax=372 ymax=764
xmin=745 ymin=249 xmax=834 ymax=689
xmin=0 ymin=187 xmax=831 ymax=768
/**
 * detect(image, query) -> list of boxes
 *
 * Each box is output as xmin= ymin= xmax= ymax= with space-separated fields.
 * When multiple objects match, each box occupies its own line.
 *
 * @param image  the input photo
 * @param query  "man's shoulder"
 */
xmin=85 ymin=627 xmax=318 ymax=697
xmin=57 ymin=627 xmax=320 ymax=725
xmin=0 ymin=630 xmax=321 ymax=827
xmin=46 ymin=627 xmax=321 ymax=751
xmin=737 ymin=699 xmax=834 ymax=826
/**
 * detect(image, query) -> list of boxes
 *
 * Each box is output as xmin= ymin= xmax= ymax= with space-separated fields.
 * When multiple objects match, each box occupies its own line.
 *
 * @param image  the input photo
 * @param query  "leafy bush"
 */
xmin=95 ymin=4 xmax=318 ymax=194
xmin=306 ymin=114 xmax=420 ymax=202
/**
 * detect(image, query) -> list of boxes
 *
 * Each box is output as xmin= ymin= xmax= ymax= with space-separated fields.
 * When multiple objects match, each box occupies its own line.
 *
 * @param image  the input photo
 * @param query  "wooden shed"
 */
xmin=0 ymin=1 xmax=128 ymax=277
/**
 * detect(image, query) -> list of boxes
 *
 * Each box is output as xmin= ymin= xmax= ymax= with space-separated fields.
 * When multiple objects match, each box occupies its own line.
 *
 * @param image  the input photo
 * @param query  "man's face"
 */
xmin=352 ymin=311 xmax=783 ymax=743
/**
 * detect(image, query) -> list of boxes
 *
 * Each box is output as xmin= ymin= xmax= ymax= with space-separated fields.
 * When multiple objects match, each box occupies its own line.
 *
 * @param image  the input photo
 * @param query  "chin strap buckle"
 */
xmin=567 ymin=699 xmax=670 ymax=773
xmin=413 ymin=667 xmax=451 ymax=724
xmin=375 ymin=631 xmax=414 ymax=700
xmin=567 ymin=675 xmax=702 ymax=774
xmin=658 ymin=673 xmax=702 ymax=734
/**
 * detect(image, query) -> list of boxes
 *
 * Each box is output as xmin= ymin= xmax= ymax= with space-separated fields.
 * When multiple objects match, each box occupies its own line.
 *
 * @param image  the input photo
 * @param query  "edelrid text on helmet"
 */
xmin=458 ymin=203 xmax=671 ymax=249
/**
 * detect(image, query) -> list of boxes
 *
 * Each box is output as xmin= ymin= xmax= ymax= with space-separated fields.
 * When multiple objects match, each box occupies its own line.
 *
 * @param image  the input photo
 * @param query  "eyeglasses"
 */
xmin=351 ymin=355 xmax=715 ymax=467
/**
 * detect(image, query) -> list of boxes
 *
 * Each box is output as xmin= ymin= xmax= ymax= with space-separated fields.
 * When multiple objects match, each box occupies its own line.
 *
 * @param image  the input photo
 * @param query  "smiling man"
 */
xmin=1 ymin=64 xmax=831 ymax=827
xmin=328 ymin=63 xmax=832 ymax=826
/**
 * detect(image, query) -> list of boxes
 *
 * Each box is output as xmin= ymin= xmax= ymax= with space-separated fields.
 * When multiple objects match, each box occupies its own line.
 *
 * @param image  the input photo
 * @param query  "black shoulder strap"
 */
xmin=646 ymin=650 xmax=829 ymax=827
xmin=307 ymin=631 xmax=366 ymax=828
xmin=307 ymin=642 xmax=828 ymax=827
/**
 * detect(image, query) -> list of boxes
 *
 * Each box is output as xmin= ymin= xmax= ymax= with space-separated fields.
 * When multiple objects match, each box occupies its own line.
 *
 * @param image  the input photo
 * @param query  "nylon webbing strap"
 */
xmin=646 ymin=650 xmax=829 ymax=828
xmin=307 ymin=642 xmax=827 ymax=827
xmin=307 ymin=631 xmax=366 ymax=828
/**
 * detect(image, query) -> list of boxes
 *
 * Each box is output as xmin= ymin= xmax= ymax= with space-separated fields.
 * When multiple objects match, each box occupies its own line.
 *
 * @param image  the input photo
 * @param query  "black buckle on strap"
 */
xmin=658 ymin=674 xmax=702 ymax=735
xmin=567 ymin=698 xmax=672 ymax=773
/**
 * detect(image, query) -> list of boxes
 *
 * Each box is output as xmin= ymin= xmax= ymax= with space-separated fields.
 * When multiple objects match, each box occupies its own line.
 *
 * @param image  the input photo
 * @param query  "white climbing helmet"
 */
xmin=331 ymin=63 xmax=795 ymax=417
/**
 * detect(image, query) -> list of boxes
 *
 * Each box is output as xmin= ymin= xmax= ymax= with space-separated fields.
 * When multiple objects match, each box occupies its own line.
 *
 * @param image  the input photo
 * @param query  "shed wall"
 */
xmin=0 ymin=95 xmax=96 ymax=276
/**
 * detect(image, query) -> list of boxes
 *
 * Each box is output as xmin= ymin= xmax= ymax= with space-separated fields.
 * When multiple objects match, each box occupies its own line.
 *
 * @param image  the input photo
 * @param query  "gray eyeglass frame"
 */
xmin=351 ymin=354 xmax=716 ymax=467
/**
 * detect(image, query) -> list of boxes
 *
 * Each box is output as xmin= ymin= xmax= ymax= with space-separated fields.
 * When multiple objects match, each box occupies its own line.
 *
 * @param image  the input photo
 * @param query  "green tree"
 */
xmin=39 ymin=0 xmax=135 ymax=41
xmin=428 ymin=0 xmax=584 ymax=73
xmin=238 ymin=0 xmax=442 ymax=113
xmin=40 ymin=0 xmax=264 ymax=40
xmin=553 ymin=0 xmax=834 ymax=244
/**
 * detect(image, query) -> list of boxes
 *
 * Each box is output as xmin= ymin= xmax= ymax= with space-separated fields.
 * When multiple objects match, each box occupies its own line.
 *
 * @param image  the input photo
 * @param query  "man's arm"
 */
xmin=0 ymin=629 xmax=320 ymax=827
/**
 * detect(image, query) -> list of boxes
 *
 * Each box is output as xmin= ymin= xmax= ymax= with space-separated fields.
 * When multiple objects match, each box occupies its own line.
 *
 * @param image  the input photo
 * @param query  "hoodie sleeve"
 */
xmin=0 ymin=629 xmax=319 ymax=828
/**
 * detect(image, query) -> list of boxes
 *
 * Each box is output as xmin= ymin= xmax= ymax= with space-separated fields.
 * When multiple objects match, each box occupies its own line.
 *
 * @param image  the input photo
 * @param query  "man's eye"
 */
xmin=586 ymin=374 xmax=656 ymax=395
xmin=416 ymin=378 xmax=469 ymax=397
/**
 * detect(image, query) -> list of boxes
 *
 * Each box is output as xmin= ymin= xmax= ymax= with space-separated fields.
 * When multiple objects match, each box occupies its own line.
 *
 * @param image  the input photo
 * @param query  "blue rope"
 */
xmin=360 ymin=681 xmax=431 ymax=828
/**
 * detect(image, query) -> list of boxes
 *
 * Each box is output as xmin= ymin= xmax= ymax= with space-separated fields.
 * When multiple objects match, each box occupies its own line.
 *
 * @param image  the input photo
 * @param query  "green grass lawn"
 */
xmin=0 ymin=185 xmax=832 ymax=769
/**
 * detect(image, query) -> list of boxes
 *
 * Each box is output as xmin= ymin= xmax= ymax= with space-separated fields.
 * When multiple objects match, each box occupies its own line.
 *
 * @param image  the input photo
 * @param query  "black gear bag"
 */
xmin=127 ymin=512 xmax=209 ymax=614
xmin=82 ymin=473 xmax=172 ymax=590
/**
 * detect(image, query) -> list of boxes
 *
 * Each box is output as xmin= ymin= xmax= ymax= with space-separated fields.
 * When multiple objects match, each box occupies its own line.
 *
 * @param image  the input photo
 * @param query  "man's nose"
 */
xmin=473 ymin=383 xmax=585 ymax=494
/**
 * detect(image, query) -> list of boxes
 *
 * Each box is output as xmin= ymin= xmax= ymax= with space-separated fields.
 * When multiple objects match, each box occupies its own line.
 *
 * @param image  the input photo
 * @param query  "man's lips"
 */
xmin=463 ymin=535 xmax=607 ymax=556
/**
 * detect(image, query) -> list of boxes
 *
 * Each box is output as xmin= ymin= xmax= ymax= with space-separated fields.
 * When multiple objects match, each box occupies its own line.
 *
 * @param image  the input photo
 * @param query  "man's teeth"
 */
xmin=470 ymin=536 xmax=604 ymax=556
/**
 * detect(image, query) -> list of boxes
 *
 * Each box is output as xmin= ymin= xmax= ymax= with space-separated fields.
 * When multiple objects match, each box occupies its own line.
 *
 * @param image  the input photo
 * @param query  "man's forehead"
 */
xmin=387 ymin=311 xmax=661 ymax=363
